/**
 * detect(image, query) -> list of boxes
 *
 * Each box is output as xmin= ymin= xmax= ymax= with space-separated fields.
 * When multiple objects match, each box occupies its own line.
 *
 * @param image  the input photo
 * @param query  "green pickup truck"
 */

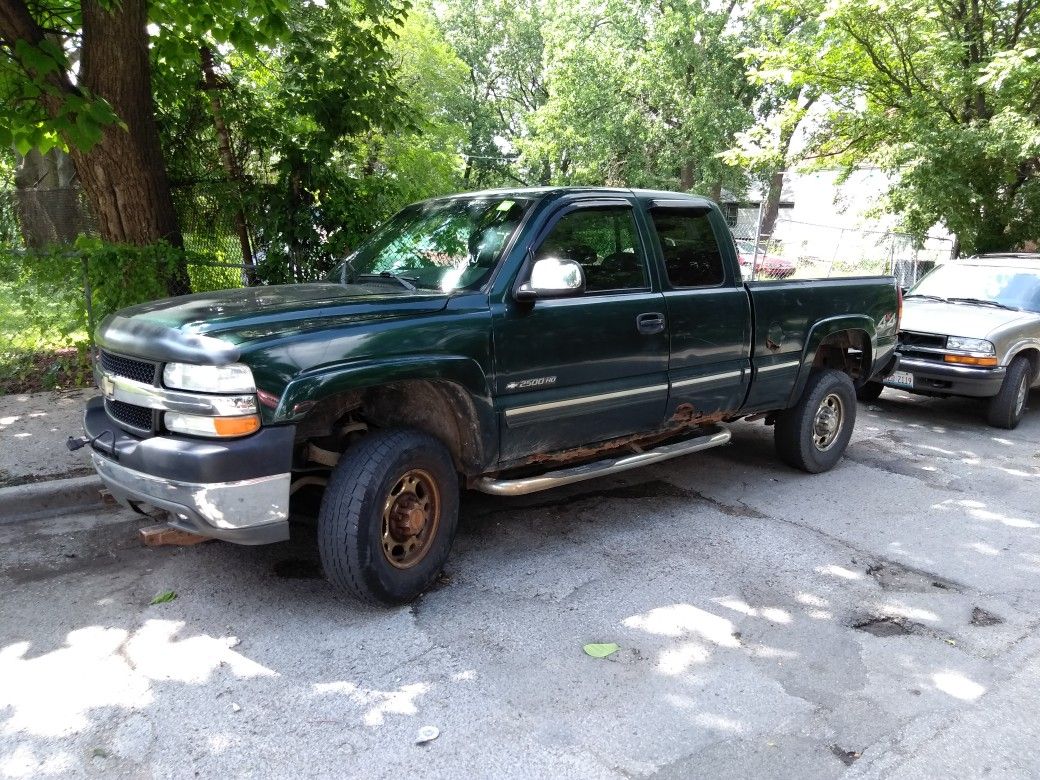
xmin=81 ymin=187 xmax=900 ymax=604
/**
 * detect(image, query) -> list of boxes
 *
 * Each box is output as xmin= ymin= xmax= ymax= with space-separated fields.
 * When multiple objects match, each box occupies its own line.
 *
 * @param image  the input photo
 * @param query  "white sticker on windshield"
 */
xmin=497 ymin=200 xmax=515 ymax=211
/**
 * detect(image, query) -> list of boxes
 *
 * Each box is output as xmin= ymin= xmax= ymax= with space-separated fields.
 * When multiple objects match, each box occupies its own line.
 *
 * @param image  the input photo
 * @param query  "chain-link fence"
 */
xmin=725 ymin=205 xmax=954 ymax=286
xmin=0 ymin=182 xmax=253 ymax=276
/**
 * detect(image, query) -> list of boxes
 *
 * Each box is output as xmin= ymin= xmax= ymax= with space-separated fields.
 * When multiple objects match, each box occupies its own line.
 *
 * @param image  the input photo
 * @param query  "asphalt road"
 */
xmin=2 ymin=388 xmax=1039 ymax=778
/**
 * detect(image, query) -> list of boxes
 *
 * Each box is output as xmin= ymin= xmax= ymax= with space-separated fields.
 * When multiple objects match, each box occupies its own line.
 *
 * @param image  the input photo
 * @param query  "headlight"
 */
xmin=163 ymin=362 xmax=255 ymax=393
xmin=165 ymin=412 xmax=260 ymax=438
xmin=945 ymin=336 xmax=995 ymax=354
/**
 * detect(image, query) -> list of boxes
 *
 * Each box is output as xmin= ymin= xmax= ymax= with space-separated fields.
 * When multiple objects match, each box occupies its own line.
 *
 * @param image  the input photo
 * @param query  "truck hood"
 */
xmin=901 ymin=298 xmax=1037 ymax=339
xmin=97 ymin=283 xmax=452 ymax=363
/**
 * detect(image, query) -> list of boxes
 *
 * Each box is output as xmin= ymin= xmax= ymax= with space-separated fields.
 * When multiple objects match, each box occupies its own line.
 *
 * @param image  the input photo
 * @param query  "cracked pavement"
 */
xmin=2 ymin=388 xmax=1040 ymax=778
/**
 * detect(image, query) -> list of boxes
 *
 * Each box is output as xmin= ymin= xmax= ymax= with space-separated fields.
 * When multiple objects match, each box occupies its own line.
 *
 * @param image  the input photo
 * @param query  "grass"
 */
xmin=0 ymin=280 xmax=92 ymax=395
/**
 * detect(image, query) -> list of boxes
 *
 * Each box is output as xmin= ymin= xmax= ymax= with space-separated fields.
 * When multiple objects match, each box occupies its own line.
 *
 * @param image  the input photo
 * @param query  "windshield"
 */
xmin=910 ymin=263 xmax=1040 ymax=313
xmin=326 ymin=196 xmax=532 ymax=292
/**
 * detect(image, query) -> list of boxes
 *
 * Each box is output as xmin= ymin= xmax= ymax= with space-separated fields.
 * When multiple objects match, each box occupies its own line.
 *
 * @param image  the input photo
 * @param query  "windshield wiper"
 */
xmin=352 ymin=272 xmax=418 ymax=290
xmin=947 ymin=297 xmax=1018 ymax=311
xmin=903 ymin=294 xmax=946 ymax=302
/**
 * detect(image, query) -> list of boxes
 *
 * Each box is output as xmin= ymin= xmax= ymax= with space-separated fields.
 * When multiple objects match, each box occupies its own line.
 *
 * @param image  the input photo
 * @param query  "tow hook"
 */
xmin=67 ymin=429 xmax=118 ymax=459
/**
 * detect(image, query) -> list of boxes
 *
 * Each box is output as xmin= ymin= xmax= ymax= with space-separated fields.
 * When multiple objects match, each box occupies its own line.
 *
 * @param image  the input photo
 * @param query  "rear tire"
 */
xmin=856 ymin=380 xmax=885 ymax=402
xmin=775 ymin=369 xmax=857 ymax=473
xmin=986 ymin=357 xmax=1031 ymax=430
xmin=318 ymin=428 xmax=459 ymax=606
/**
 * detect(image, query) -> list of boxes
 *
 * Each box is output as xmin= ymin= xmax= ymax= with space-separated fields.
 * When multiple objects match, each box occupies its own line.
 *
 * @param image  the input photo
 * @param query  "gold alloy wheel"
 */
xmin=381 ymin=468 xmax=441 ymax=569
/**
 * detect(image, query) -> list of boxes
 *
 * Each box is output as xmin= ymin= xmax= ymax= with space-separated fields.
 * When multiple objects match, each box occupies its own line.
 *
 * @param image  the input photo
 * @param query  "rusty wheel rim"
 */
xmin=381 ymin=468 xmax=440 ymax=569
xmin=812 ymin=393 xmax=844 ymax=452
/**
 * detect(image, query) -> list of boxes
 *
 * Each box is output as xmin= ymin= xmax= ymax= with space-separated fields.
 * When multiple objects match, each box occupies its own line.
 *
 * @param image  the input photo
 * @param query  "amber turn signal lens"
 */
xmin=944 ymin=354 xmax=998 ymax=367
xmin=212 ymin=415 xmax=262 ymax=436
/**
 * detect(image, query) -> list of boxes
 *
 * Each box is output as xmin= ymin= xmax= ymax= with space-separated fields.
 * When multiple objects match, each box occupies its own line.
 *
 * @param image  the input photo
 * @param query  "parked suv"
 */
xmin=860 ymin=254 xmax=1040 ymax=428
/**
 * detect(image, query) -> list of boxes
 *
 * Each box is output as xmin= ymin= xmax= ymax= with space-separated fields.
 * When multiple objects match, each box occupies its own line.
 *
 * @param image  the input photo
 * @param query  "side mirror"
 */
xmin=515 ymin=257 xmax=586 ymax=301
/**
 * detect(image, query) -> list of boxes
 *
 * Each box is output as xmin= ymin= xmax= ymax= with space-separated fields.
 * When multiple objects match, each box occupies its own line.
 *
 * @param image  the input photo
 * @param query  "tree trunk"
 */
xmin=761 ymin=122 xmax=795 ymax=240
xmin=679 ymin=162 xmax=695 ymax=191
xmin=759 ymin=169 xmax=785 ymax=240
xmin=200 ymin=45 xmax=255 ymax=285
xmin=73 ymin=0 xmax=189 ymax=294
xmin=708 ymin=181 xmax=722 ymax=203
xmin=0 ymin=0 xmax=187 ymax=293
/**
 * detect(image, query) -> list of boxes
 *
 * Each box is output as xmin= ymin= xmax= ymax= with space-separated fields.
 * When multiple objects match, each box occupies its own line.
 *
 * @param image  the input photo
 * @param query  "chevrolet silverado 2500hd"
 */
xmin=82 ymin=188 xmax=900 ymax=604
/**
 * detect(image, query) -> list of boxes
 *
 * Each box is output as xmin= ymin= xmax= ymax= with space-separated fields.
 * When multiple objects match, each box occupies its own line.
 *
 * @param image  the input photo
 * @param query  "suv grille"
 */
xmin=105 ymin=399 xmax=154 ymax=432
xmin=898 ymin=330 xmax=948 ymax=363
xmin=899 ymin=331 xmax=946 ymax=350
xmin=99 ymin=350 xmax=157 ymax=384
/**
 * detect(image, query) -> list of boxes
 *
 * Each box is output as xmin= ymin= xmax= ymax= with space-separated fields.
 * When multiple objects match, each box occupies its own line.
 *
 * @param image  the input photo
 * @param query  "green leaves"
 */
xmin=583 ymin=642 xmax=620 ymax=658
xmin=750 ymin=0 xmax=1040 ymax=253
xmin=149 ymin=590 xmax=178 ymax=605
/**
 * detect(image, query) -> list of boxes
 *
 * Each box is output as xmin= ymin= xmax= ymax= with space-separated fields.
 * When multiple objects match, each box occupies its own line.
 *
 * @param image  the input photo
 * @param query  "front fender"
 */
xmin=273 ymin=355 xmax=492 ymax=422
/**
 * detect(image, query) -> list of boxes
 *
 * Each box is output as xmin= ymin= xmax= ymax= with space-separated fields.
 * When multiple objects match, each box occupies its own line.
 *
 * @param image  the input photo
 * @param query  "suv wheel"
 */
xmin=318 ymin=428 xmax=459 ymax=605
xmin=986 ymin=356 xmax=1032 ymax=430
xmin=774 ymin=369 xmax=857 ymax=473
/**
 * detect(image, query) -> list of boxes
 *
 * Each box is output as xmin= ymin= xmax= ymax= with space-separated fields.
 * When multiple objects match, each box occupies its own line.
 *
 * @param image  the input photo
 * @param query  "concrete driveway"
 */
xmin=2 ymin=389 xmax=1039 ymax=778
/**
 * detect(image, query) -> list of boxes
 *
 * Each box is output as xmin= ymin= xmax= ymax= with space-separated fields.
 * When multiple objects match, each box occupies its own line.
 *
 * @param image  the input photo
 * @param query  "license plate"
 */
xmin=886 ymin=370 xmax=914 ymax=388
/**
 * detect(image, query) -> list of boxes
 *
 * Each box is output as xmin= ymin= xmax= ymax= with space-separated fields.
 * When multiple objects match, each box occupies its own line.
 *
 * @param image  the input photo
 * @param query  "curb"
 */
xmin=0 ymin=475 xmax=106 ymax=525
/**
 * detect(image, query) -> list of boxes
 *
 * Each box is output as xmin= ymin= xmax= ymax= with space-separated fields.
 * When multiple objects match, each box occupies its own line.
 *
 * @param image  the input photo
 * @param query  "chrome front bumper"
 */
xmin=92 ymin=451 xmax=291 ymax=545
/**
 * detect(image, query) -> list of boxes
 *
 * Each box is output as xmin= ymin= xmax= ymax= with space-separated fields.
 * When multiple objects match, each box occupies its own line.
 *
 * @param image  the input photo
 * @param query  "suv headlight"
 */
xmin=163 ymin=362 xmax=256 ymax=393
xmin=946 ymin=337 xmax=995 ymax=354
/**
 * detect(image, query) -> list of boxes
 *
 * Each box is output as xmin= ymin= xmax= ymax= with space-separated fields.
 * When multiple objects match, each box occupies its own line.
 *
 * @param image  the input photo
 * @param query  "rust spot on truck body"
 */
xmin=501 ymin=406 xmax=737 ymax=472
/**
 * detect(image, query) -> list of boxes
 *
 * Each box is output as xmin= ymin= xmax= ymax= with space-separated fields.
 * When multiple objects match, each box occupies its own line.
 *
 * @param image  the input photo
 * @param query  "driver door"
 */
xmin=491 ymin=200 xmax=670 ymax=462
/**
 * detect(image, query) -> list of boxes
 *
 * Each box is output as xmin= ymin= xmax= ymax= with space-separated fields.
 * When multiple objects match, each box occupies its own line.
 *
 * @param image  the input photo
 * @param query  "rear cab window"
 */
xmin=650 ymin=208 xmax=727 ymax=288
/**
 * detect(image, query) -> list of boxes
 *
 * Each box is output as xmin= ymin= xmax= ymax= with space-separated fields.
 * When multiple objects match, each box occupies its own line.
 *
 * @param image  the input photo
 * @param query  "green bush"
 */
xmin=1 ymin=237 xmax=184 ymax=342
xmin=0 ymin=239 xmax=244 ymax=394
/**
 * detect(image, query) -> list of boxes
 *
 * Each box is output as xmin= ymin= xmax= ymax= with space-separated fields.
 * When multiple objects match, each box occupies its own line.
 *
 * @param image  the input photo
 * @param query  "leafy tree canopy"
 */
xmin=754 ymin=0 xmax=1040 ymax=253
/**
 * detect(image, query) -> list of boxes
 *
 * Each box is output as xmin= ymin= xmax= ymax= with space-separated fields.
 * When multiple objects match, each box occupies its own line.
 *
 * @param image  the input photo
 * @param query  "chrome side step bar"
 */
xmin=472 ymin=428 xmax=732 ymax=496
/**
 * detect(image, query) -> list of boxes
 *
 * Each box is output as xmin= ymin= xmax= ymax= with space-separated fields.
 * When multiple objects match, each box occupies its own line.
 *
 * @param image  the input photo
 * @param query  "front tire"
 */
xmin=318 ymin=429 xmax=459 ymax=605
xmin=775 ymin=369 xmax=857 ymax=473
xmin=986 ymin=357 xmax=1032 ymax=430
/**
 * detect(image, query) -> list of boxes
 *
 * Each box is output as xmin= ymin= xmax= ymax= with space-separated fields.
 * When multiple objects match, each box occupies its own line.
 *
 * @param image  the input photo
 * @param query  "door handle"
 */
xmin=636 ymin=312 xmax=666 ymax=335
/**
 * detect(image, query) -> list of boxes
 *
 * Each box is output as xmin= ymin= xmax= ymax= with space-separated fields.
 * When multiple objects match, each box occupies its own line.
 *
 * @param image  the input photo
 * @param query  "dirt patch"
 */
xmin=0 ymin=347 xmax=93 ymax=395
xmin=854 ymin=616 xmax=915 ymax=637
xmin=830 ymin=745 xmax=862 ymax=765
xmin=852 ymin=613 xmax=959 ymax=645
xmin=866 ymin=561 xmax=960 ymax=593
xmin=970 ymin=607 xmax=1003 ymax=626
xmin=0 ymin=467 xmax=95 ymax=489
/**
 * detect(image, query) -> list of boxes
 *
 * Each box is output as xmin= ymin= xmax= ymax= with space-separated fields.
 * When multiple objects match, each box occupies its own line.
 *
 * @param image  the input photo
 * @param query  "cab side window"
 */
xmin=535 ymin=207 xmax=648 ymax=293
xmin=651 ymin=208 xmax=726 ymax=288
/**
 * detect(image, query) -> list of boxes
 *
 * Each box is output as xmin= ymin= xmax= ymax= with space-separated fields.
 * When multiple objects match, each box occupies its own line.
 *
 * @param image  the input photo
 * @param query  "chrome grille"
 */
xmin=898 ymin=330 xmax=948 ymax=363
xmin=99 ymin=351 xmax=159 ymax=435
xmin=99 ymin=350 xmax=157 ymax=385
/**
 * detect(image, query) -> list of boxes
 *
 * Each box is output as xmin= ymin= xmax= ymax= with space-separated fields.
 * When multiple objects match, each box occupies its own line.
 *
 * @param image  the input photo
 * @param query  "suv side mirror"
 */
xmin=515 ymin=257 xmax=586 ymax=301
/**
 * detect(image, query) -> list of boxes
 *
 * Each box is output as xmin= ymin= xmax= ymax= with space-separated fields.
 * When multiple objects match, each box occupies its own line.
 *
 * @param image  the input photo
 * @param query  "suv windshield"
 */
xmin=910 ymin=263 xmax=1040 ymax=313
xmin=327 ymin=196 xmax=532 ymax=292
